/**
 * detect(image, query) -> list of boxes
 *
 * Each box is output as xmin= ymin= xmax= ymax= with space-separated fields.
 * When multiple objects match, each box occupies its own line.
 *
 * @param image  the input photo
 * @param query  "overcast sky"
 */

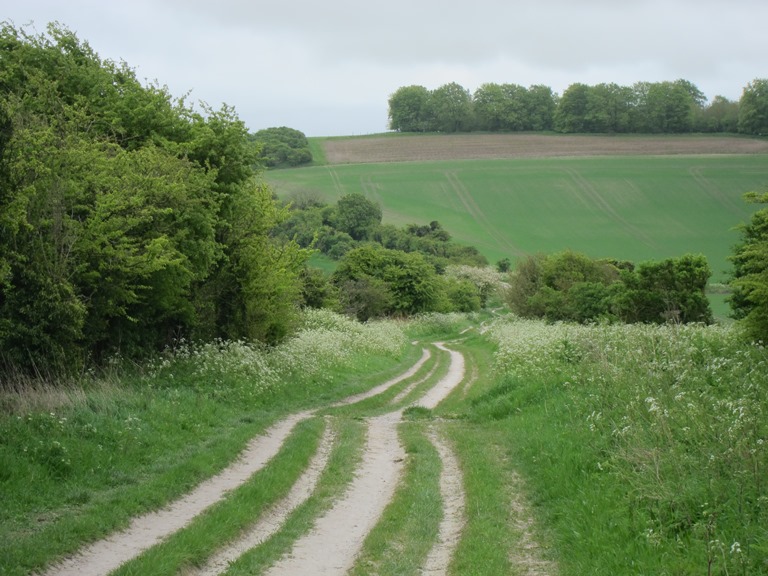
xmin=5 ymin=1 xmax=767 ymax=136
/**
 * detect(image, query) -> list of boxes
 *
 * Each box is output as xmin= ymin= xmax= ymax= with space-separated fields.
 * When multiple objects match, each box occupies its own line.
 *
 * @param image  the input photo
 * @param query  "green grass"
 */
xmin=470 ymin=317 xmax=768 ymax=574
xmin=0 ymin=385 xmax=279 ymax=576
xmin=348 ymin=422 xmax=442 ymax=576
xmin=307 ymin=251 xmax=337 ymax=274
xmin=307 ymin=137 xmax=328 ymax=166
xmin=0 ymin=310 xmax=415 ymax=576
xmin=4 ymin=310 xmax=767 ymax=575
xmin=112 ymin=417 xmax=327 ymax=575
xmin=266 ymin=155 xmax=768 ymax=283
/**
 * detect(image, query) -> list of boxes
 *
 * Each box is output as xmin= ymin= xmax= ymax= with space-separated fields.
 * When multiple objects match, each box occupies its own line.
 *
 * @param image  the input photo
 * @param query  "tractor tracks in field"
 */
xmin=562 ymin=167 xmax=660 ymax=249
xmin=443 ymin=171 xmax=527 ymax=258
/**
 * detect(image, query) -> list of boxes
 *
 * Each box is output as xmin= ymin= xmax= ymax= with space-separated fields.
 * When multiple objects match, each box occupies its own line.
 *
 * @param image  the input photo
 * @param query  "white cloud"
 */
xmin=4 ymin=0 xmax=767 ymax=135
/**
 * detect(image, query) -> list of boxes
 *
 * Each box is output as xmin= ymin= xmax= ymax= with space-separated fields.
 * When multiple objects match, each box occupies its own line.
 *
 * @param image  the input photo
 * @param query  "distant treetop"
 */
xmin=250 ymin=126 xmax=313 ymax=167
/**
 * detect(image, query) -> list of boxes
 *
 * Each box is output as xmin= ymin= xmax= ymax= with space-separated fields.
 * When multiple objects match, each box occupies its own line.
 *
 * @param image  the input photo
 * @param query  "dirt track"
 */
xmin=42 ymin=342 xmax=551 ymax=576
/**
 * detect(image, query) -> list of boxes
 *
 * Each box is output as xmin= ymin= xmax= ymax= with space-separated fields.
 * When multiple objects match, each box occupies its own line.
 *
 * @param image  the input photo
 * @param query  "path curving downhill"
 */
xmin=42 ymin=342 xmax=474 ymax=576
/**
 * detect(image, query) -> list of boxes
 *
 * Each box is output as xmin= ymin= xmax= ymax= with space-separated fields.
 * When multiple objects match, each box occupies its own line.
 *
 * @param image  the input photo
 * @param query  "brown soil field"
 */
xmin=321 ymin=133 xmax=768 ymax=164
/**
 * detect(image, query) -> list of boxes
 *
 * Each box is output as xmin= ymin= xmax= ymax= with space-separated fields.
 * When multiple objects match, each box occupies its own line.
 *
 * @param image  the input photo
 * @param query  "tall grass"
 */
xmin=472 ymin=317 xmax=768 ymax=574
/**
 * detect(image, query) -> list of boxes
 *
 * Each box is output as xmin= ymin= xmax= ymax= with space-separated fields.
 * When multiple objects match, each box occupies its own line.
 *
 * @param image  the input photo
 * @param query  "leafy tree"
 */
xmin=0 ymin=22 xmax=309 ymax=372
xmin=444 ymin=265 xmax=503 ymax=307
xmin=729 ymin=191 xmax=768 ymax=341
xmin=636 ymin=81 xmax=697 ymax=133
xmin=614 ymin=254 xmax=713 ymax=324
xmin=499 ymin=84 xmax=532 ymax=131
xmin=334 ymin=193 xmax=382 ymax=241
xmin=299 ymin=266 xmax=339 ymax=310
xmin=554 ymin=83 xmax=591 ymax=133
xmin=505 ymin=253 xmax=545 ymax=317
xmin=738 ymin=78 xmax=768 ymax=135
xmin=439 ymin=276 xmax=482 ymax=312
xmin=697 ymin=95 xmax=740 ymax=132
xmin=202 ymin=182 xmax=310 ymax=344
xmin=506 ymin=250 xmax=711 ymax=324
xmin=496 ymin=258 xmax=511 ymax=272
xmin=250 ymin=126 xmax=312 ymax=167
xmin=388 ymin=85 xmax=431 ymax=132
xmin=516 ymin=250 xmax=621 ymax=321
xmin=333 ymin=244 xmax=439 ymax=317
xmin=430 ymin=82 xmax=473 ymax=133
xmin=586 ymin=83 xmax=634 ymax=133
xmin=526 ymin=84 xmax=557 ymax=131
xmin=472 ymin=83 xmax=508 ymax=131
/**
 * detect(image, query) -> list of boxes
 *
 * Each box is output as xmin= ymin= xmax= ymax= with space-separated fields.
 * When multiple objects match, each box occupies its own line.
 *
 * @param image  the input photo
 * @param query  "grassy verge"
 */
xmin=306 ymin=137 xmax=328 ymax=166
xmin=468 ymin=317 xmax=768 ymax=574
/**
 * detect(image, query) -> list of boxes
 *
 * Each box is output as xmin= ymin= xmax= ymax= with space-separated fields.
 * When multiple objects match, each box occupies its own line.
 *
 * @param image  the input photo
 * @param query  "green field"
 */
xmin=266 ymin=154 xmax=768 ymax=283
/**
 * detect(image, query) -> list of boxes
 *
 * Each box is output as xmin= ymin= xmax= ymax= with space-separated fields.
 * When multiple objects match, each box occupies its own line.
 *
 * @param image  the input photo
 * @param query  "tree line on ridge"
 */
xmin=388 ymin=79 xmax=768 ymax=135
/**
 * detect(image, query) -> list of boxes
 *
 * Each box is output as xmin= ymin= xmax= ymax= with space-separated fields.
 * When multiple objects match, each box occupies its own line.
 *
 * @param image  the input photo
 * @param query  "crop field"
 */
xmin=266 ymin=134 xmax=768 ymax=283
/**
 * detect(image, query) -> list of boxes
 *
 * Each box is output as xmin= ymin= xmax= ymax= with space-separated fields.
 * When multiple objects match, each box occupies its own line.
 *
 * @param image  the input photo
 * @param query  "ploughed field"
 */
xmin=320 ymin=133 xmax=768 ymax=164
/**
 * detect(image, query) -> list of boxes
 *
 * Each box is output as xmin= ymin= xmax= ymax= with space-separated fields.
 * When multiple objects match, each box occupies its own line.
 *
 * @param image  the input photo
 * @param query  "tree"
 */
xmin=635 ymin=80 xmax=703 ymax=133
xmin=430 ymin=82 xmax=473 ymax=133
xmin=738 ymin=78 xmax=768 ymax=135
xmin=526 ymin=84 xmax=557 ymax=131
xmin=506 ymin=250 xmax=711 ymax=324
xmin=0 ymin=22 xmax=310 ymax=372
xmin=335 ymin=193 xmax=382 ymax=241
xmin=555 ymin=83 xmax=591 ymax=133
xmin=615 ymin=254 xmax=713 ymax=324
xmin=388 ymin=85 xmax=431 ymax=132
xmin=697 ymin=95 xmax=739 ymax=133
xmin=332 ymin=244 xmax=439 ymax=316
xmin=473 ymin=83 xmax=507 ymax=131
xmin=586 ymin=83 xmax=634 ymax=132
xmin=251 ymin=126 xmax=312 ymax=167
xmin=729 ymin=191 xmax=768 ymax=341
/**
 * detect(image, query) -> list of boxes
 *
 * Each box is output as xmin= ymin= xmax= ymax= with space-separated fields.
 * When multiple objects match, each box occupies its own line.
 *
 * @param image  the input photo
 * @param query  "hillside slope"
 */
xmin=266 ymin=133 xmax=768 ymax=285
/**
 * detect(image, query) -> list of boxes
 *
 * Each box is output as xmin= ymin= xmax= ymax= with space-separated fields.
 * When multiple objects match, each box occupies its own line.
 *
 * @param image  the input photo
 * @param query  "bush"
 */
xmin=505 ymin=250 xmax=712 ymax=325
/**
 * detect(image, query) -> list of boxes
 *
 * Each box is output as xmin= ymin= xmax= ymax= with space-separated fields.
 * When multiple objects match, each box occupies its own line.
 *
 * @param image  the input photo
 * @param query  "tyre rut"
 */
xmin=42 ymin=343 xmax=468 ymax=576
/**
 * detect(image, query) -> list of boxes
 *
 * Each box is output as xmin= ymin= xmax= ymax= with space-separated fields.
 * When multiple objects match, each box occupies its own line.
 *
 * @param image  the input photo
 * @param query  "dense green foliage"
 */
xmin=275 ymin=192 xmax=486 ymax=268
xmin=249 ymin=126 xmax=313 ymax=168
xmin=506 ymin=250 xmax=713 ymax=324
xmin=0 ymin=23 xmax=310 ymax=373
xmin=272 ymin=192 xmax=497 ymax=320
xmin=738 ymin=79 xmax=768 ymax=135
xmin=388 ymin=78 xmax=765 ymax=134
xmin=729 ymin=190 xmax=768 ymax=341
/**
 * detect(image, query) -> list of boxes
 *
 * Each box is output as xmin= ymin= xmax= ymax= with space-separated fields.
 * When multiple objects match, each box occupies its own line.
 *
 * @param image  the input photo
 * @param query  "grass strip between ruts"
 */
xmin=110 ymin=417 xmax=325 ymax=575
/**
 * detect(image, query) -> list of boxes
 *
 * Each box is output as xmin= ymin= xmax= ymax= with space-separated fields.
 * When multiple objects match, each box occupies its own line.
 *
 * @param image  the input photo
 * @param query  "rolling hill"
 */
xmin=265 ymin=133 xmax=768 ymax=284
